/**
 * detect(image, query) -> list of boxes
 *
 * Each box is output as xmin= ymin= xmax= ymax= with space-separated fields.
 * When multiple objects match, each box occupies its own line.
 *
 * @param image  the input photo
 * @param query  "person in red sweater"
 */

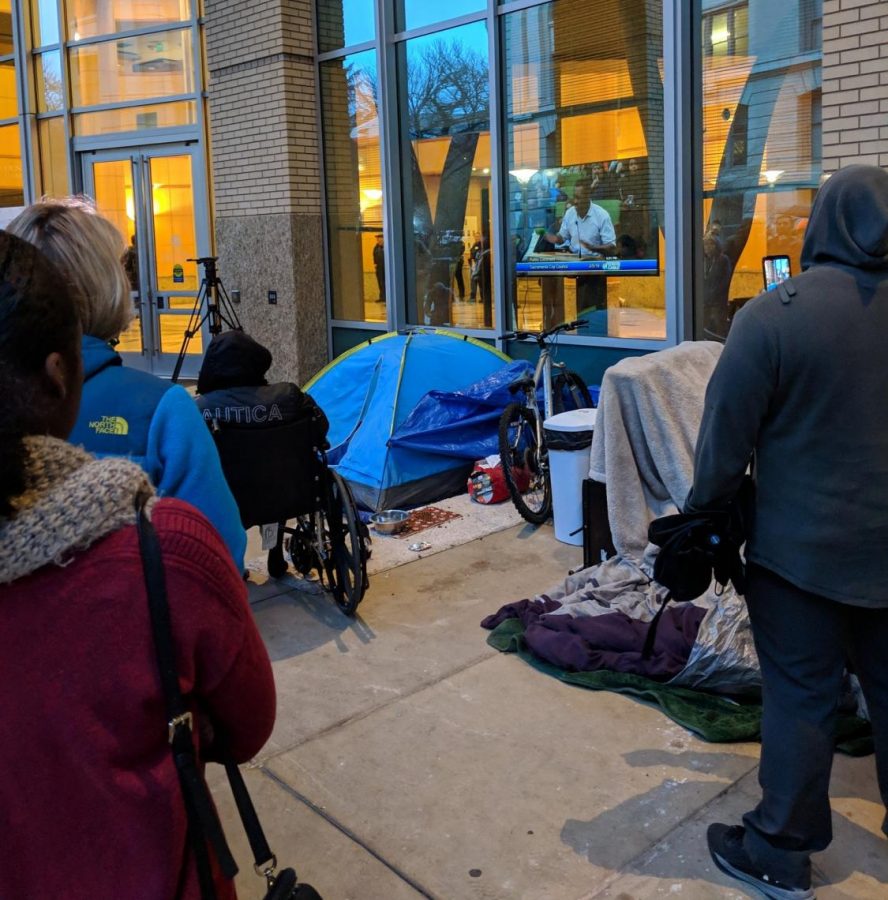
xmin=0 ymin=231 xmax=276 ymax=898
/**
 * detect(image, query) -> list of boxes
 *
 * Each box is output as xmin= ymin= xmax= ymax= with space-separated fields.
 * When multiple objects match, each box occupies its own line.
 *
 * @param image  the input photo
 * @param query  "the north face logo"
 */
xmin=89 ymin=415 xmax=129 ymax=436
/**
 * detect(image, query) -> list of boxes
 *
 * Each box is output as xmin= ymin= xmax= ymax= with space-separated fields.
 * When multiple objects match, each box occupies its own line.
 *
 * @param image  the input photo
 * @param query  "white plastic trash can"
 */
xmin=544 ymin=408 xmax=597 ymax=545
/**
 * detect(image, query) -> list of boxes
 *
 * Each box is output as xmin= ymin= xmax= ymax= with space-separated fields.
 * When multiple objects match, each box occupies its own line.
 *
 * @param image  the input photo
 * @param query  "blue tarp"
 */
xmin=389 ymin=360 xmax=534 ymax=460
xmin=390 ymin=362 xmax=600 ymax=460
xmin=304 ymin=329 xmax=511 ymax=511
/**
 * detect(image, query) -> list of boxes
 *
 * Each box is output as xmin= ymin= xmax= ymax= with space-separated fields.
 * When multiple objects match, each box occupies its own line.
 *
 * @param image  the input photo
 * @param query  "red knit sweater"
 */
xmin=0 ymin=499 xmax=275 ymax=899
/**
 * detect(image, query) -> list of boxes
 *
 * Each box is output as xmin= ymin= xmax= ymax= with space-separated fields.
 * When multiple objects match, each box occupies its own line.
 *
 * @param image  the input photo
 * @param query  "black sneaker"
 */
xmin=707 ymin=823 xmax=815 ymax=899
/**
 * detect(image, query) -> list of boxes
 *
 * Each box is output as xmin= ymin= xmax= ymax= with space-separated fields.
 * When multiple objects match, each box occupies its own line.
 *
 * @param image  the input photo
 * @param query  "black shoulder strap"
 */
xmin=223 ymin=755 xmax=278 ymax=877
xmin=136 ymin=503 xmax=239 ymax=897
xmin=777 ymin=277 xmax=797 ymax=305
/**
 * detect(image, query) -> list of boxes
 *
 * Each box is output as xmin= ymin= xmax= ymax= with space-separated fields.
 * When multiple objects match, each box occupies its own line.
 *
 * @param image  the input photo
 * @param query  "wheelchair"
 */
xmin=211 ymin=409 xmax=370 ymax=615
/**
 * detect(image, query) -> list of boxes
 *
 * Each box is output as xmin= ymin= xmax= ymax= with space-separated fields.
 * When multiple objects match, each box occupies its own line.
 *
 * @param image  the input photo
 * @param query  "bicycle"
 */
xmin=497 ymin=319 xmax=592 ymax=524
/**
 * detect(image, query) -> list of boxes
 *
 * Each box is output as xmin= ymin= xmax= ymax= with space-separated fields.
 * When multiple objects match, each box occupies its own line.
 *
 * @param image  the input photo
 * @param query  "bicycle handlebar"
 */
xmin=497 ymin=318 xmax=588 ymax=343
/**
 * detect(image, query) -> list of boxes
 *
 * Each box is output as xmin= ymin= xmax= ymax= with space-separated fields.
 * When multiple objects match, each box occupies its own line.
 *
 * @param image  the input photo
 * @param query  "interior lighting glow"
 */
xmin=510 ymin=168 xmax=538 ymax=184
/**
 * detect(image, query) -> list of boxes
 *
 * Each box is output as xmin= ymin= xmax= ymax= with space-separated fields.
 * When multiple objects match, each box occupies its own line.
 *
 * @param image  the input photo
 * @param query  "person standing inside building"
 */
xmin=8 ymin=198 xmax=247 ymax=571
xmin=545 ymin=181 xmax=616 ymax=311
xmin=469 ymin=232 xmax=493 ymax=327
xmin=702 ymin=230 xmax=733 ymax=340
xmin=373 ymin=232 xmax=386 ymax=302
xmin=468 ymin=233 xmax=482 ymax=302
xmin=451 ymin=240 xmax=465 ymax=303
xmin=685 ymin=165 xmax=888 ymax=900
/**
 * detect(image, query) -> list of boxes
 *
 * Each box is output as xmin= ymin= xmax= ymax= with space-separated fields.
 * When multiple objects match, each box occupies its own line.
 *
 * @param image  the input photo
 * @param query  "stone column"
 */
xmin=204 ymin=0 xmax=327 ymax=384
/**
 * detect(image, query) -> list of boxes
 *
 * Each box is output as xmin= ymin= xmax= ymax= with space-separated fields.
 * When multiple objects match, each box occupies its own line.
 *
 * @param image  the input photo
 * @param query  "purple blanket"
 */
xmin=482 ymin=599 xmax=705 ymax=682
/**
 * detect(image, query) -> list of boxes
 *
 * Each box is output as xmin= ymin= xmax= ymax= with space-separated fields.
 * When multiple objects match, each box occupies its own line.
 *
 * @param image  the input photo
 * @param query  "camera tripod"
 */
xmin=171 ymin=256 xmax=242 ymax=383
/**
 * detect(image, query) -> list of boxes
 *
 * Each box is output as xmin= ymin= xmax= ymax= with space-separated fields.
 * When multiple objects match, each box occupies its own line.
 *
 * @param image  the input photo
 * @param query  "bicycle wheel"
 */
xmin=323 ymin=470 xmax=368 ymax=615
xmin=498 ymin=402 xmax=552 ymax=524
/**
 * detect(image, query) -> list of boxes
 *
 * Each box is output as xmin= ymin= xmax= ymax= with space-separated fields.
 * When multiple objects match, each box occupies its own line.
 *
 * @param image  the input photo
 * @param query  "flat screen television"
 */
xmin=510 ymin=161 xmax=659 ymax=278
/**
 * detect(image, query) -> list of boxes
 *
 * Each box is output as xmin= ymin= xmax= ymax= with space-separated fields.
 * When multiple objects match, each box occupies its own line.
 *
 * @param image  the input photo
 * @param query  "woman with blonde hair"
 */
xmin=0 ymin=230 xmax=275 ymax=898
xmin=8 ymin=197 xmax=246 ymax=569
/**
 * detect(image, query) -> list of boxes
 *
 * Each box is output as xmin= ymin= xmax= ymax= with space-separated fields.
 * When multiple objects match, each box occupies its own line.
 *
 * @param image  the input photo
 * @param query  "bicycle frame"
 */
xmin=497 ymin=319 xmax=587 ymax=524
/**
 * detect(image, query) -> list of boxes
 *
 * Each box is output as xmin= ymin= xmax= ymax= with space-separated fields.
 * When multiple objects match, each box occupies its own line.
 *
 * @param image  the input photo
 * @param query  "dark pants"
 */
xmin=375 ymin=266 xmax=385 ymax=302
xmin=742 ymin=563 xmax=888 ymax=884
xmin=576 ymin=275 xmax=607 ymax=311
xmin=452 ymin=263 xmax=465 ymax=301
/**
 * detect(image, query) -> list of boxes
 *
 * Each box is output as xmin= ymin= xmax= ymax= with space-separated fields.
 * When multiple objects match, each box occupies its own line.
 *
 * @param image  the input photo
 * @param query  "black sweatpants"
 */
xmin=742 ymin=563 xmax=888 ymax=884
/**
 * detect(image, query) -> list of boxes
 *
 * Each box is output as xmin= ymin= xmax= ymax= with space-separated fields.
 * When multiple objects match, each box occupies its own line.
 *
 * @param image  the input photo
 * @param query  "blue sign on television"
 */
xmin=516 ymin=257 xmax=658 ymax=275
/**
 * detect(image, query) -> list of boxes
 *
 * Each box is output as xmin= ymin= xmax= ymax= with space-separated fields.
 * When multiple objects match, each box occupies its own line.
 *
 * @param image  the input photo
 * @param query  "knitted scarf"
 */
xmin=0 ymin=435 xmax=155 ymax=584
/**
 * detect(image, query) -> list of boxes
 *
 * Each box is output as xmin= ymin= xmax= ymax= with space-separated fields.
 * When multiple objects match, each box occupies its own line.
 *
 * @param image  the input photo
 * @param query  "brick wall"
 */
xmin=821 ymin=0 xmax=888 ymax=172
xmin=203 ymin=0 xmax=327 ymax=384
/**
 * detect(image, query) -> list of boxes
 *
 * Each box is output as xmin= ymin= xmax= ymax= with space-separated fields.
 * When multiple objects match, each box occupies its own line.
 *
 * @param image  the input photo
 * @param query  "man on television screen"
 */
xmin=544 ymin=181 xmax=616 ymax=310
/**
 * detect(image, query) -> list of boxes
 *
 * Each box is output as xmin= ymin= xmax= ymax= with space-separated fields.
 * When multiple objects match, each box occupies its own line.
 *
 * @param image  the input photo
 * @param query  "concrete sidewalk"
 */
xmin=213 ymin=523 xmax=888 ymax=900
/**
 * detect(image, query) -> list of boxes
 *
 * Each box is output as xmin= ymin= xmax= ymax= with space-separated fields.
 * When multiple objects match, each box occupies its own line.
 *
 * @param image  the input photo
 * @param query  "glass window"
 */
xmin=69 ymin=29 xmax=194 ymax=108
xmin=319 ymin=50 xmax=384 ymax=323
xmin=73 ymin=99 xmax=196 ymax=135
xmin=0 ymin=122 xmax=23 ymax=206
xmin=37 ymin=116 xmax=69 ymax=196
xmin=503 ymin=1 xmax=665 ymax=339
xmin=148 ymin=154 xmax=199 ymax=294
xmin=398 ymin=21 xmax=492 ymax=329
xmin=0 ymin=0 xmax=12 ymax=55
xmin=396 ymin=1 xmax=485 ymax=33
xmin=317 ymin=0 xmax=375 ymax=53
xmin=698 ymin=0 xmax=821 ymax=340
xmin=0 ymin=58 xmax=15 ymax=118
xmin=67 ymin=0 xmax=191 ymax=41
xmin=37 ymin=51 xmax=64 ymax=112
xmin=31 ymin=0 xmax=60 ymax=47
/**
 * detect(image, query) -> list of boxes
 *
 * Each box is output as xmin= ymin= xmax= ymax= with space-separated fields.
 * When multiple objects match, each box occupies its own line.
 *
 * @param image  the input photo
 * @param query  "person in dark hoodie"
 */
xmin=7 ymin=198 xmax=247 ymax=571
xmin=685 ymin=165 xmax=888 ymax=899
xmin=195 ymin=330 xmax=328 ymax=439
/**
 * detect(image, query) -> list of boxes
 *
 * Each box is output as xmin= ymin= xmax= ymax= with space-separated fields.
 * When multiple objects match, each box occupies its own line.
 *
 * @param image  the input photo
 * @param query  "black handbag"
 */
xmin=137 ymin=503 xmax=322 ymax=900
xmin=642 ymin=475 xmax=752 ymax=658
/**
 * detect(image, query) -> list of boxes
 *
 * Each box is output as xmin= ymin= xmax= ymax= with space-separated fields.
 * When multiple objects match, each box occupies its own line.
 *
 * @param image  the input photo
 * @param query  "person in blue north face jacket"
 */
xmin=8 ymin=198 xmax=246 ymax=571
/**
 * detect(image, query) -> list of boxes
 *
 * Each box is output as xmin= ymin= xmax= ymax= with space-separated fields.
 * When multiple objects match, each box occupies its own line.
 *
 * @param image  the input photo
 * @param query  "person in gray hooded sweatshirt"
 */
xmin=685 ymin=165 xmax=888 ymax=900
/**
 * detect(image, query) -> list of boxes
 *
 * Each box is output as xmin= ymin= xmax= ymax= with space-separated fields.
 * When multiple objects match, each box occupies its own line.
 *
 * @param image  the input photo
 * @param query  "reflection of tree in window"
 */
xmin=402 ymin=34 xmax=490 ymax=326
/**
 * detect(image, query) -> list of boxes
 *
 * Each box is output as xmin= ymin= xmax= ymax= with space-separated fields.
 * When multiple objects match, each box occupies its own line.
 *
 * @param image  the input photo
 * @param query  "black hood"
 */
xmin=801 ymin=165 xmax=888 ymax=272
xmin=197 ymin=330 xmax=272 ymax=394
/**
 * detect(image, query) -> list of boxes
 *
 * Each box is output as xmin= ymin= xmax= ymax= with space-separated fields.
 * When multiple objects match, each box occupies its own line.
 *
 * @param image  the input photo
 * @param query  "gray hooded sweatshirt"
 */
xmin=686 ymin=165 xmax=888 ymax=607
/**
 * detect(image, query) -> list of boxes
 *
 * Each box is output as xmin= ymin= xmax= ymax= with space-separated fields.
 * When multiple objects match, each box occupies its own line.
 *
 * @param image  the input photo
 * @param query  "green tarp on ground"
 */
xmin=487 ymin=618 xmax=873 ymax=755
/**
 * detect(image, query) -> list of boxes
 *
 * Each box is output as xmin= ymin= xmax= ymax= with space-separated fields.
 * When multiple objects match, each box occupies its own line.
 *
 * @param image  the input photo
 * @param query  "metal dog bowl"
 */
xmin=370 ymin=509 xmax=409 ymax=535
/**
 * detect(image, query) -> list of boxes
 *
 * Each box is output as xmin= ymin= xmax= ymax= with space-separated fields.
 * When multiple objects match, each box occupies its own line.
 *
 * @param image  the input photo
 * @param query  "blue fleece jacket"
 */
xmin=69 ymin=336 xmax=246 ymax=569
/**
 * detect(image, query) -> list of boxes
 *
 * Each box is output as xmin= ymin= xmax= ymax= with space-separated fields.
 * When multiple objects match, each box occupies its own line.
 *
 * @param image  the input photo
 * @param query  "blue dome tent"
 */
xmin=305 ymin=329 xmax=511 ymax=511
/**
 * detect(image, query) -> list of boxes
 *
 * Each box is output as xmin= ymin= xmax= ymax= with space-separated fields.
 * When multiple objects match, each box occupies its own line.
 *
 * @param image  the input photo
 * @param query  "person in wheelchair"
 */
xmin=195 ymin=332 xmax=367 ymax=615
xmin=195 ymin=330 xmax=328 ymax=441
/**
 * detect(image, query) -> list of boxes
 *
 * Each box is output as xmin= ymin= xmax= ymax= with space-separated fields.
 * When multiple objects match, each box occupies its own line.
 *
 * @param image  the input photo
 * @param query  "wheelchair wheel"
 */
xmin=286 ymin=520 xmax=317 ymax=578
xmin=323 ymin=470 xmax=367 ymax=616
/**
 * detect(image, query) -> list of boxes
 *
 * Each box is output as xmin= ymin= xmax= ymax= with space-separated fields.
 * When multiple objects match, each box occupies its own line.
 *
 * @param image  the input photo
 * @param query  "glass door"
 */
xmin=81 ymin=144 xmax=209 ymax=378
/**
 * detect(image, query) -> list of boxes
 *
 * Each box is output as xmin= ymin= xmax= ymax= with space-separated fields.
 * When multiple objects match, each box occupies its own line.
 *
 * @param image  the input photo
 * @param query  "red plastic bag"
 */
xmin=467 ymin=455 xmax=530 ymax=504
